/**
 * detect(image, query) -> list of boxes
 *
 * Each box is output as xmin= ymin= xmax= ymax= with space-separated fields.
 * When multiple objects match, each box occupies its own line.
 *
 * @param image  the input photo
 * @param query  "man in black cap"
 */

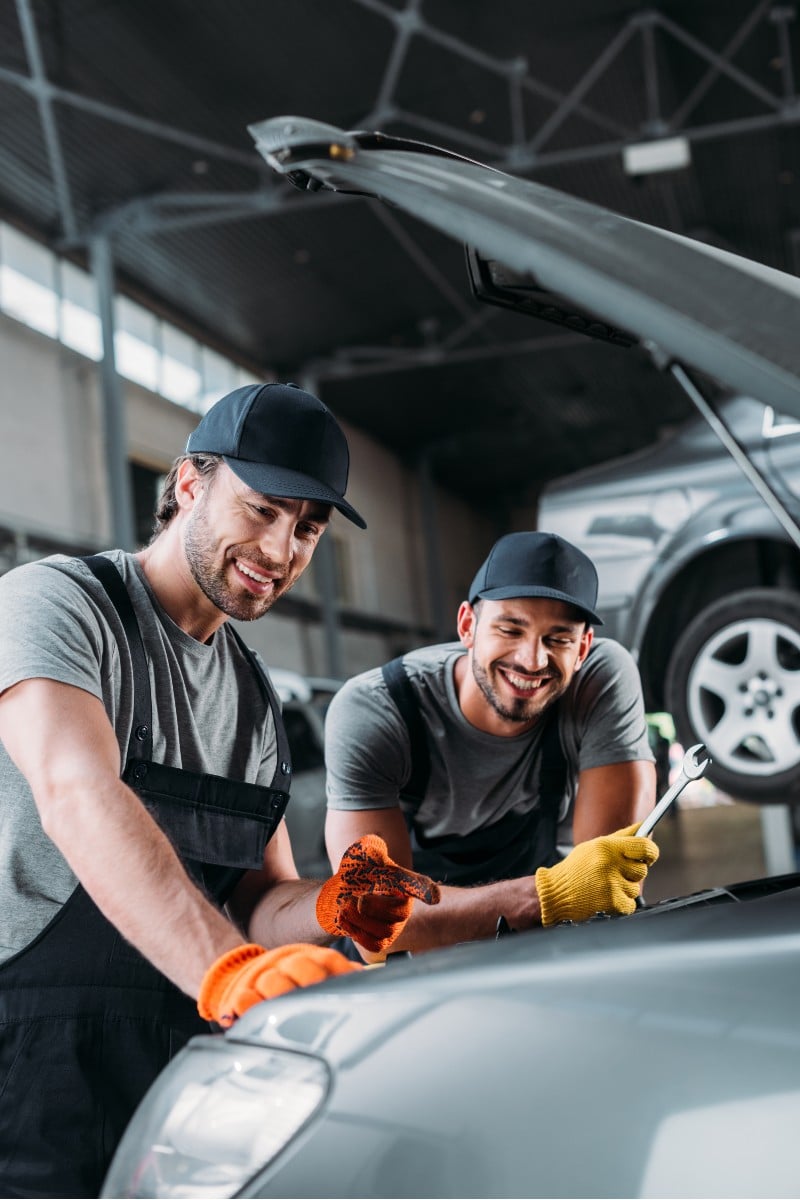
xmin=0 ymin=382 xmax=439 ymax=1196
xmin=325 ymin=530 xmax=659 ymax=958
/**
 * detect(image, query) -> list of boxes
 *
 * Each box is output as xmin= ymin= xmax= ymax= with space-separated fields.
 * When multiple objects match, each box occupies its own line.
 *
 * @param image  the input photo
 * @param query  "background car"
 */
xmin=267 ymin=668 xmax=340 ymax=879
xmin=538 ymin=395 xmax=800 ymax=803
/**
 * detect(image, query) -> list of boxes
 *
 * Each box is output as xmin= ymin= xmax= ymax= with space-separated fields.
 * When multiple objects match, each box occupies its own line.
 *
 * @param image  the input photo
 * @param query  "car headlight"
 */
xmin=102 ymin=1037 xmax=330 ymax=1198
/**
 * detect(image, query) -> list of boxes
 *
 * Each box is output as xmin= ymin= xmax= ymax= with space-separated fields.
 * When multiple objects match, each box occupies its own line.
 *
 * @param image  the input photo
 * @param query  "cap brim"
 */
xmin=473 ymin=584 xmax=603 ymax=625
xmin=224 ymin=457 xmax=367 ymax=529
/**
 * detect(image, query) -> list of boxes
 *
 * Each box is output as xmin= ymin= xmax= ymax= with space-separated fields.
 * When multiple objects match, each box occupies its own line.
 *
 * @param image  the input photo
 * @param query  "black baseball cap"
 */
xmin=468 ymin=531 xmax=603 ymax=624
xmin=186 ymin=382 xmax=366 ymax=529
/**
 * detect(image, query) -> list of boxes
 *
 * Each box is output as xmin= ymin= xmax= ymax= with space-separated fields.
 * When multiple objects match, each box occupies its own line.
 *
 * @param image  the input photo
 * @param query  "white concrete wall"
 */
xmin=0 ymin=311 xmax=494 ymax=677
xmin=0 ymin=316 xmax=108 ymax=543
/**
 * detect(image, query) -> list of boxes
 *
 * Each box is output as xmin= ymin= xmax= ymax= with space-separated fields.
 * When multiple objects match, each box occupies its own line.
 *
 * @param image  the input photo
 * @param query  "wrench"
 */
xmin=637 ymin=742 xmax=711 ymax=838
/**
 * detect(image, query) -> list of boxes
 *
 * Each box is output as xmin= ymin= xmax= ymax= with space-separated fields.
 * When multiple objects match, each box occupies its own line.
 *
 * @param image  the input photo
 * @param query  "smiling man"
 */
xmin=0 ymin=382 xmax=440 ymax=1197
xmin=325 ymin=530 xmax=659 ymax=957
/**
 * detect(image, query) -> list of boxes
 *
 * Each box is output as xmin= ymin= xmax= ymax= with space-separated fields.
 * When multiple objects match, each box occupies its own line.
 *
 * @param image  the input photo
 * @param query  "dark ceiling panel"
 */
xmin=323 ymin=335 xmax=693 ymax=511
xmin=0 ymin=87 xmax=59 ymax=229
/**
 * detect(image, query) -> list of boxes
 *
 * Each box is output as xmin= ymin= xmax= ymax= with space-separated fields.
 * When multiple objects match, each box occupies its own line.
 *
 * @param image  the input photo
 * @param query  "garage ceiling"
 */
xmin=1 ymin=0 xmax=798 ymax=519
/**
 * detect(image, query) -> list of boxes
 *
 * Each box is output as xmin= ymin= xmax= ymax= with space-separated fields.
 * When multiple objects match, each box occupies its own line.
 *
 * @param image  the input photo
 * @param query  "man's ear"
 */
xmin=575 ymin=624 xmax=594 ymax=668
xmin=456 ymin=600 xmax=477 ymax=648
xmin=174 ymin=458 xmax=204 ymax=512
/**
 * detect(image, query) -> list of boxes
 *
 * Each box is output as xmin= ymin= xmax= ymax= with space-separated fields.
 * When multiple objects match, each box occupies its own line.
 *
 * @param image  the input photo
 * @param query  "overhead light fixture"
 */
xmin=623 ymin=135 xmax=691 ymax=176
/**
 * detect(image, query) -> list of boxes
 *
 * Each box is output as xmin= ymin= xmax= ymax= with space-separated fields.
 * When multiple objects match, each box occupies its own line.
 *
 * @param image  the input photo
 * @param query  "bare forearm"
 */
xmin=374 ymin=874 xmax=542 ymax=957
xmin=41 ymin=777 xmax=241 ymax=998
xmin=2 ymin=679 xmax=246 ymax=998
xmin=245 ymin=878 xmax=329 ymax=948
xmin=572 ymin=760 xmax=656 ymax=842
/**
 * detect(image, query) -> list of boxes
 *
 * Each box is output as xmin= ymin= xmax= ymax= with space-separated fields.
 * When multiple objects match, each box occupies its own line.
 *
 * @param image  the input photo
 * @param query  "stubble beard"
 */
xmin=183 ymin=507 xmax=288 ymax=623
xmin=471 ymin=657 xmax=565 ymax=726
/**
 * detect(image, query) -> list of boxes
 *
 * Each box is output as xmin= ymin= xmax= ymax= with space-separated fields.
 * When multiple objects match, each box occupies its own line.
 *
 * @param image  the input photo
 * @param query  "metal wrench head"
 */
xmin=636 ymin=742 xmax=713 ymax=839
xmin=681 ymin=742 xmax=710 ymax=780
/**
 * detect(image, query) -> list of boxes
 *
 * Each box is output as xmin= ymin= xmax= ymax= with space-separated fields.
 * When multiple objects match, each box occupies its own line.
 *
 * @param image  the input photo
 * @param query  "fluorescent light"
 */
xmin=623 ymin=136 xmax=691 ymax=176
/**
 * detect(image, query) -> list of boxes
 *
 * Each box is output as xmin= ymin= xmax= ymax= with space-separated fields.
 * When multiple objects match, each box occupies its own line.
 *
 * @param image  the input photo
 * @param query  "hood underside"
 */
xmin=251 ymin=116 xmax=800 ymax=420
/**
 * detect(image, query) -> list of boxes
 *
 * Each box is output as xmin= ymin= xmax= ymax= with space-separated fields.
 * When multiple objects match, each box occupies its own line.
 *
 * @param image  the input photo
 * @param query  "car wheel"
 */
xmin=665 ymin=588 xmax=800 ymax=802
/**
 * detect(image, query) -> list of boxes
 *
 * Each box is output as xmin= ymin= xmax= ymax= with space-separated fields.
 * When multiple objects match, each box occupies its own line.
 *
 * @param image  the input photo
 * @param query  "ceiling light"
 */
xmin=623 ymin=136 xmax=691 ymax=176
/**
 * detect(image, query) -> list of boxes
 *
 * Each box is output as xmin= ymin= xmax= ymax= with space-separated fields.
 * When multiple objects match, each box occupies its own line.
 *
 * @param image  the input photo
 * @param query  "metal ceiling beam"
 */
xmin=0 ymin=65 xmax=259 ymax=169
xmin=770 ymin=6 xmax=797 ymax=102
xmin=503 ymin=107 xmax=800 ymax=175
xmin=641 ymin=11 xmax=664 ymax=133
xmin=83 ymin=186 xmax=350 ymax=243
xmin=308 ymin=331 xmax=589 ymax=382
xmin=349 ymin=0 xmax=796 ymax=175
xmin=656 ymin=8 xmax=782 ymax=112
xmin=7 ymin=0 xmax=793 ymax=263
xmin=368 ymin=201 xmax=492 ymax=329
xmin=89 ymin=234 xmax=136 ymax=551
xmin=362 ymin=0 xmax=421 ymax=123
xmin=669 ymin=0 xmax=775 ymax=128
xmin=14 ymin=0 xmax=77 ymax=241
xmin=527 ymin=18 xmax=638 ymax=154
xmin=440 ymin=307 xmax=500 ymax=353
xmin=386 ymin=107 xmax=503 ymax=157
xmin=351 ymin=0 xmax=633 ymax=147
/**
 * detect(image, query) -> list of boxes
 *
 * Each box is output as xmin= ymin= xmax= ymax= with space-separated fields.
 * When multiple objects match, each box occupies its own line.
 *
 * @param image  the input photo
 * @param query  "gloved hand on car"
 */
xmin=535 ymin=824 xmax=659 ymax=927
xmin=198 ymin=835 xmax=440 ymax=1026
xmin=316 ymin=833 xmax=441 ymax=953
xmin=198 ymin=943 xmax=361 ymax=1028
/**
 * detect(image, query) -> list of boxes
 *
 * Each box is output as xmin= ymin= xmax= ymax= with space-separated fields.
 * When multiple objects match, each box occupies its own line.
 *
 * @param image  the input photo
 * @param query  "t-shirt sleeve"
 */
xmin=0 ymin=562 xmax=108 ymax=701
xmin=324 ymin=672 xmax=411 ymax=811
xmin=568 ymin=639 xmax=654 ymax=770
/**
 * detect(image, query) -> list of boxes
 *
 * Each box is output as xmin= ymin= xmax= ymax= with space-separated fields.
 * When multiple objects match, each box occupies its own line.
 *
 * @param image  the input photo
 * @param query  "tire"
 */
xmin=665 ymin=588 xmax=800 ymax=803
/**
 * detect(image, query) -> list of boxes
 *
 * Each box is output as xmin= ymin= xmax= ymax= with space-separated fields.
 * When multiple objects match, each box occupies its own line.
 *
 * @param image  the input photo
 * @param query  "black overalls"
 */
xmin=381 ymin=655 xmax=567 ymax=887
xmin=0 ymin=556 xmax=291 ymax=1199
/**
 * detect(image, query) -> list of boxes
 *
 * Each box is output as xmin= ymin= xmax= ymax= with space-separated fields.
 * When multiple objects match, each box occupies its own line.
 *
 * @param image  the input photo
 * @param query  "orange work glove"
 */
xmin=316 ymin=834 xmax=441 ymax=953
xmin=198 ymin=943 xmax=362 ymax=1028
xmin=535 ymin=824 xmax=660 ymax=927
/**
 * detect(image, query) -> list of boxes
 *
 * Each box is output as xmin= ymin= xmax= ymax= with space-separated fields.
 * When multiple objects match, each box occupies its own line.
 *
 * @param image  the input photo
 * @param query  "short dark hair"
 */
xmin=150 ymin=452 xmax=222 ymax=539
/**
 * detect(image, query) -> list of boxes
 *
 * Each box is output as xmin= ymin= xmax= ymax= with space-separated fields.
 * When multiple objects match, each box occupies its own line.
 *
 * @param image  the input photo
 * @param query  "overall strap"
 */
xmin=533 ymin=703 xmax=568 ymax=866
xmin=81 ymin=554 xmax=153 ymax=761
xmin=381 ymin=655 xmax=431 ymax=806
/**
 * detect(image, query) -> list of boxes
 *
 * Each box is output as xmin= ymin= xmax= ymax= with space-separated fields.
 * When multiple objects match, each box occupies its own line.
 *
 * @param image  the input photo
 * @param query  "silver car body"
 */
xmin=105 ymin=879 xmax=800 ymax=1198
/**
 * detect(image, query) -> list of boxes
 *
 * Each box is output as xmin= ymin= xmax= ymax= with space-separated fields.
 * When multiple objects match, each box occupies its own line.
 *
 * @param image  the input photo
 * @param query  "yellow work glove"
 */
xmin=198 ymin=943 xmax=362 ymax=1028
xmin=316 ymin=834 xmax=441 ymax=953
xmin=535 ymin=824 xmax=659 ymax=927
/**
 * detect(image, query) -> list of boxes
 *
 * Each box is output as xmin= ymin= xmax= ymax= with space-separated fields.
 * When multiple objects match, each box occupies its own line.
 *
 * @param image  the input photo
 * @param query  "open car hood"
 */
xmin=250 ymin=116 xmax=800 ymax=419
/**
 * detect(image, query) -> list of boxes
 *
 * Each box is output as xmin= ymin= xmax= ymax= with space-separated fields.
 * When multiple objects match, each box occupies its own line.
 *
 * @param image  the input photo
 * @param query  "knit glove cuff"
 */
xmin=198 ymin=942 xmax=361 ymax=1027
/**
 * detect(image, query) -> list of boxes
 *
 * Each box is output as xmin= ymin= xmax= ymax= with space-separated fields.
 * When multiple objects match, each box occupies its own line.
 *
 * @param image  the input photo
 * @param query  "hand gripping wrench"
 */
xmin=637 ymin=742 xmax=711 ymax=837
xmin=497 ymin=742 xmax=711 ymax=935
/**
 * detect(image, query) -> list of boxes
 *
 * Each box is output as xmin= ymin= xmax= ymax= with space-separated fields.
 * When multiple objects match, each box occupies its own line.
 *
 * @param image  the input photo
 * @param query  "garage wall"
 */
xmin=0 ymin=311 xmax=493 ymax=677
xmin=0 ymin=316 xmax=108 ymax=544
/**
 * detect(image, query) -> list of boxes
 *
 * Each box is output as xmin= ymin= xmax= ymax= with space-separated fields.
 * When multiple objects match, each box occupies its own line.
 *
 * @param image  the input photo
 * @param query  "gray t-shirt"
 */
xmin=0 ymin=551 xmax=277 ymax=963
xmin=325 ymin=638 xmax=652 ymax=842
